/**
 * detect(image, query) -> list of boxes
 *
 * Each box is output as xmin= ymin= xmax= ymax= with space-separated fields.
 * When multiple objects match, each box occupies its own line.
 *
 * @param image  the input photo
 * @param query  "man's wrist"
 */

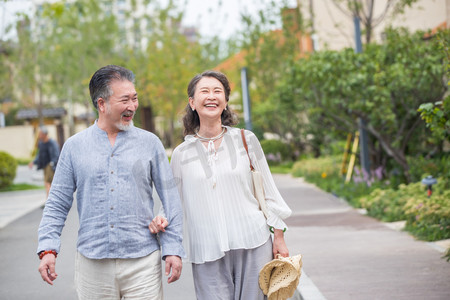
xmin=38 ymin=250 xmax=58 ymax=260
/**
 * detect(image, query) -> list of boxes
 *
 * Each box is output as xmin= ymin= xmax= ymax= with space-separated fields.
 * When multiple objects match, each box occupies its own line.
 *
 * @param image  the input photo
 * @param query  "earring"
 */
xmin=191 ymin=107 xmax=195 ymax=111
xmin=224 ymin=106 xmax=227 ymax=111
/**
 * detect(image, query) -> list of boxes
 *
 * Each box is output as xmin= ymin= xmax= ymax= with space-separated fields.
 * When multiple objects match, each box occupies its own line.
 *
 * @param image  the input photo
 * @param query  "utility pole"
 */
xmin=309 ymin=0 xmax=318 ymax=51
xmin=241 ymin=67 xmax=252 ymax=131
xmin=353 ymin=16 xmax=370 ymax=176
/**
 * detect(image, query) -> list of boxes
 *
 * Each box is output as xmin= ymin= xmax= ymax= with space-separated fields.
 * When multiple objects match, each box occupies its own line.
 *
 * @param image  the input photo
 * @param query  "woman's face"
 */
xmin=189 ymin=76 xmax=227 ymax=122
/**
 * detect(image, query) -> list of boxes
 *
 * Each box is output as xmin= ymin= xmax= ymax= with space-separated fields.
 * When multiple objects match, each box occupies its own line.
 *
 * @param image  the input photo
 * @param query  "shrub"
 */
xmin=291 ymin=155 xmax=386 ymax=207
xmin=403 ymin=179 xmax=450 ymax=241
xmin=292 ymin=155 xmax=450 ymax=243
xmin=359 ymin=183 xmax=423 ymax=222
xmin=292 ymin=155 xmax=341 ymax=178
xmin=407 ymin=154 xmax=449 ymax=185
xmin=260 ymin=139 xmax=291 ymax=165
xmin=0 ymin=151 xmax=18 ymax=189
xmin=361 ymin=178 xmax=450 ymax=241
xmin=444 ymin=248 xmax=450 ymax=262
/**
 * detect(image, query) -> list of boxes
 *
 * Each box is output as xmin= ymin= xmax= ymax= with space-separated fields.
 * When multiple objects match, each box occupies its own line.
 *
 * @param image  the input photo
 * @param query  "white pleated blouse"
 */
xmin=170 ymin=126 xmax=292 ymax=264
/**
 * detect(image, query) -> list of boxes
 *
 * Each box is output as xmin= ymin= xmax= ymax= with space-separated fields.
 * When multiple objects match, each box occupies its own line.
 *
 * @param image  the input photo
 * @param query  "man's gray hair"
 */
xmin=89 ymin=65 xmax=135 ymax=110
xmin=39 ymin=126 xmax=49 ymax=135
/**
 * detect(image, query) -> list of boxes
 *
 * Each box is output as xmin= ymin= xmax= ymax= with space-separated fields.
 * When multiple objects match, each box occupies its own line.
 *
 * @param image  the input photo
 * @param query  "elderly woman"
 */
xmin=150 ymin=70 xmax=292 ymax=299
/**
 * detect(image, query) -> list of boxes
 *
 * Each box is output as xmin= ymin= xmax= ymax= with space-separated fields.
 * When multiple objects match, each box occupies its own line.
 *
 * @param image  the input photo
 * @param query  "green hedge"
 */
xmin=0 ymin=151 xmax=18 ymax=189
xmin=260 ymin=139 xmax=291 ymax=165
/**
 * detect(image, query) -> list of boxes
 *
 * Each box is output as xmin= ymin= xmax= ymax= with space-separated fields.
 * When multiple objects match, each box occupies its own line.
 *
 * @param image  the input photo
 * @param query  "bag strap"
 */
xmin=240 ymin=129 xmax=255 ymax=171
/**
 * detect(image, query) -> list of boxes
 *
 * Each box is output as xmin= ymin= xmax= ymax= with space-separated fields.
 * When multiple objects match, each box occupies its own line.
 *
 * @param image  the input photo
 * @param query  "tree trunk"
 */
xmin=366 ymin=124 xmax=411 ymax=182
xmin=56 ymin=122 xmax=65 ymax=149
xmin=141 ymin=106 xmax=155 ymax=133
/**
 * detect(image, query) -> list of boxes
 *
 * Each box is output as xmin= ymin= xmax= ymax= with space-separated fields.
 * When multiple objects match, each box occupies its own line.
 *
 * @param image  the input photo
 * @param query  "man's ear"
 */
xmin=98 ymin=98 xmax=105 ymax=112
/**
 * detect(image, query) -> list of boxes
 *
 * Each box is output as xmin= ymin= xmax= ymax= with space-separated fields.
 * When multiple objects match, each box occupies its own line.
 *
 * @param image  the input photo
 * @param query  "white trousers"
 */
xmin=74 ymin=250 xmax=163 ymax=300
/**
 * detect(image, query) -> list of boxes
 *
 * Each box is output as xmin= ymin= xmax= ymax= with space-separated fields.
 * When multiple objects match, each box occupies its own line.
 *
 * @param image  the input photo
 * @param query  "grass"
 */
xmin=269 ymin=162 xmax=294 ymax=174
xmin=0 ymin=183 xmax=44 ymax=192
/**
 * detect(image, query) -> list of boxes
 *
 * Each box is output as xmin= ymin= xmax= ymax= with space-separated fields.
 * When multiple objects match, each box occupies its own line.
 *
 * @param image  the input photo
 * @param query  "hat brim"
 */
xmin=259 ymin=254 xmax=302 ymax=300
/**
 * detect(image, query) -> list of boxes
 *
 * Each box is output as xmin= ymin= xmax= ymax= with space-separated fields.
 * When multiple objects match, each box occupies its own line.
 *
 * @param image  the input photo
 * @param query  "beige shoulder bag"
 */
xmin=241 ymin=129 xmax=269 ymax=219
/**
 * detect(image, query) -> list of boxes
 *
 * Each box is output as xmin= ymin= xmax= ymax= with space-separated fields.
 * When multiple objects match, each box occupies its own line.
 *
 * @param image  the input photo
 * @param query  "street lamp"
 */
xmin=421 ymin=175 xmax=437 ymax=197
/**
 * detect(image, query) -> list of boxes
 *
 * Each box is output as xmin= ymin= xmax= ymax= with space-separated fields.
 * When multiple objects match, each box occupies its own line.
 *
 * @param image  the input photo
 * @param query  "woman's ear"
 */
xmin=188 ymin=97 xmax=195 ymax=111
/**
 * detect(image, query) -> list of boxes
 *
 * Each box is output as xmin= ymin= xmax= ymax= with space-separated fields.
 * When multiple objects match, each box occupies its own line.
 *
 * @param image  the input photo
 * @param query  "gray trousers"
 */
xmin=192 ymin=238 xmax=273 ymax=300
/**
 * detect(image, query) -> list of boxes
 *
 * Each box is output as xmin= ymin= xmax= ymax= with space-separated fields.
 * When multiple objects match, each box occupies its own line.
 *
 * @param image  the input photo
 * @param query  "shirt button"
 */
xmin=111 ymin=153 xmax=114 ymax=157
xmin=110 ymin=206 xmax=114 ymax=210
xmin=111 ymin=188 xmax=114 ymax=192
xmin=110 ymin=225 xmax=114 ymax=228
xmin=111 ymin=171 xmax=114 ymax=174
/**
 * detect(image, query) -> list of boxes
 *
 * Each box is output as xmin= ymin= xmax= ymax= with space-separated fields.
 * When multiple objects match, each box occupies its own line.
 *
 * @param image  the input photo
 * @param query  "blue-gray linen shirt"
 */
xmin=37 ymin=122 xmax=185 ymax=259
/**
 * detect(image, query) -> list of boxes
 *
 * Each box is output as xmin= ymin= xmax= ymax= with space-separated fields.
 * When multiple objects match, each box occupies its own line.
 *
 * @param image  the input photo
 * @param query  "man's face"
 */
xmin=101 ymin=80 xmax=138 ymax=131
xmin=38 ymin=131 xmax=46 ymax=141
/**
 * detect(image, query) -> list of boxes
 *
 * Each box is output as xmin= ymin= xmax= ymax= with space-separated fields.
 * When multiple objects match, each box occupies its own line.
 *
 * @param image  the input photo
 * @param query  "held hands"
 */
xmin=272 ymin=229 xmax=289 ymax=258
xmin=149 ymin=216 xmax=168 ymax=234
xmin=38 ymin=253 xmax=58 ymax=285
xmin=149 ymin=217 xmax=182 ymax=283
xmin=164 ymin=255 xmax=182 ymax=283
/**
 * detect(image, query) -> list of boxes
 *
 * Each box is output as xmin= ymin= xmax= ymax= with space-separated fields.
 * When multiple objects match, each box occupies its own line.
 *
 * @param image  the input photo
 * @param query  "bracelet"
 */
xmin=269 ymin=226 xmax=286 ymax=233
xmin=39 ymin=250 xmax=58 ymax=260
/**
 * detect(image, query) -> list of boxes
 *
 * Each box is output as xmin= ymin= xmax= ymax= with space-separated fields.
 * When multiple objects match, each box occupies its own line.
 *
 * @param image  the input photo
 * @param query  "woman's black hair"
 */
xmin=183 ymin=70 xmax=238 ymax=136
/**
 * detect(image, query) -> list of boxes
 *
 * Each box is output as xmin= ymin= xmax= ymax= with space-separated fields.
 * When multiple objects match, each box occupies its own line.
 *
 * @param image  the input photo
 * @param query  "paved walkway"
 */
xmin=1 ymin=166 xmax=449 ymax=299
xmin=1 ymin=165 xmax=46 ymax=229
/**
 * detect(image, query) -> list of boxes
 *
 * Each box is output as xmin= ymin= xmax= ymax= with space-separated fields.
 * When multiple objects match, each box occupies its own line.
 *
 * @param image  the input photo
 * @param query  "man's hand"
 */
xmin=272 ymin=229 xmax=289 ymax=258
xmin=164 ymin=255 xmax=182 ymax=283
xmin=149 ymin=216 xmax=168 ymax=234
xmin=38 ymin=253 xmax=58 ymax=285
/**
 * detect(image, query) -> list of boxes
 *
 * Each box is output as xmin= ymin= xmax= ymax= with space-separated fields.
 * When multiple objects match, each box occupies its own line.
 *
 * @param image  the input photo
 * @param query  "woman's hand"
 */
xmin=272 ymin=229 xmax=289 ymax=258
xmin=149 ymin=216 xmax=168 ymax=234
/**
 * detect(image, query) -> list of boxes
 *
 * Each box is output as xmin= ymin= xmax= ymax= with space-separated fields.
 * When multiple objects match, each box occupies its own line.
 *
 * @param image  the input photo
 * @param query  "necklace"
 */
xmin=195 ymin=127 xmax=226 ymax=188
xmin=195 ymin=127 xmax=226 ymax=142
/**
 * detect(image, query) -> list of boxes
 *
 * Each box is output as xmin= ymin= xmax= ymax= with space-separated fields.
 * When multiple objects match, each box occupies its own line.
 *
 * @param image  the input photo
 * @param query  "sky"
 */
xmin=0 ymin=0 xmax=33 ymax=40
xmin=181 ymin=0 xmax=261 ymax=38
xmin=0 ymin=0 xmax=296 ymax=41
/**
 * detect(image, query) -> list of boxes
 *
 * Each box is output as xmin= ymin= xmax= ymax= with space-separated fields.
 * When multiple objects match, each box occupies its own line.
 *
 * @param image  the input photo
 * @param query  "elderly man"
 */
xmin=37 ymin=65 xmax=184 ymax=299
xmin=29 ymin=126 xmax=60 ymax=198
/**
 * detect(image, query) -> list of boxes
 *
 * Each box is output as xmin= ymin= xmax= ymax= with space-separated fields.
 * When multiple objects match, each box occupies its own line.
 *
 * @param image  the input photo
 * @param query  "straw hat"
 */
xmin=259 ymin=254 xmax=303 ymax=300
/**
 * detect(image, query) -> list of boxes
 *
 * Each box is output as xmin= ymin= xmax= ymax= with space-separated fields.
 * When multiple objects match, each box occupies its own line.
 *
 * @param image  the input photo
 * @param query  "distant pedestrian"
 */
xmin=149 ymin=70 xmax=292 ymax=299
xmin=28 ymin=126 xmax=60 ymax=198
xmin=37 ymin=65 xmax=185 ymax=299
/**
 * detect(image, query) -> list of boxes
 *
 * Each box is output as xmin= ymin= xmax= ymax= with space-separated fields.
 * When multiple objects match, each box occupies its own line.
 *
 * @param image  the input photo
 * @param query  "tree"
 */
xmin=0 ymin=41 xmax=14 ymax=106
xmin=40 ymin=0 xmax=120 ymax=134
xmin=6 ymin=14 xmax=46 ymax=117
xmin=278 ymin=27 xmax=447 ymax=180
xmin=4 ymin=0 xmax=120 ymax=133
xmin=239 ymin=1 xmax=309 ymax=143
xmin=330 ymin=0 xmax=418 ymax=43
xmin=3 ymin=0 xmax=242 ymax=147
xmin=417 ymin=29 xmax=450 ymax=145
xmin=123 ymin=0 xmax=218 ymax=147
